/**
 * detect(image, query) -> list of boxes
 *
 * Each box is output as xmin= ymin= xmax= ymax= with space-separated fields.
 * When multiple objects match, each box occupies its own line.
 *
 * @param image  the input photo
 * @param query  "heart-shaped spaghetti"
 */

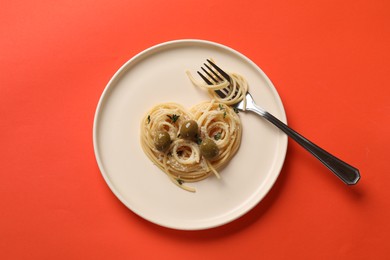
xmin=141 ymin=101 xmax=242 ymax=192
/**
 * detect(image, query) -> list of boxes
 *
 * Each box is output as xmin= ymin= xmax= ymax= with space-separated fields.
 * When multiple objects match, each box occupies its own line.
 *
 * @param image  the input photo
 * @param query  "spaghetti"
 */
xmin=140 ymin=63 xmax=248 ymax=192
xmin=140 ymin=101 xmax=241 ymax=192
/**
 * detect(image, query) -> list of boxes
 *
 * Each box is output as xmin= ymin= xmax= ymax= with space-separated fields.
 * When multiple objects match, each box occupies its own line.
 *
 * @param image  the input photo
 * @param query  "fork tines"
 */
xmin=197 ymin=59 xmax=231 ymax=86
xmin=206 ymin=59 xmax=231 ymax=82
xmin=197 ymin=59 xmax=233 ymax=99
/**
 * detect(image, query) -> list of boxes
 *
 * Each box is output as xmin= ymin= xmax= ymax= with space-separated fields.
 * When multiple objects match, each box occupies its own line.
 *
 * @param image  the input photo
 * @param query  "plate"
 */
xmin=93 ymin=39 xmax=288 ymax=230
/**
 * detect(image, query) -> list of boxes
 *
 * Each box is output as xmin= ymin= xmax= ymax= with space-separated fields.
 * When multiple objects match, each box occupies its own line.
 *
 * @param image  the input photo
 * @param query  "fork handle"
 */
xmin=248 ymin=105 xmax=360 ymax=185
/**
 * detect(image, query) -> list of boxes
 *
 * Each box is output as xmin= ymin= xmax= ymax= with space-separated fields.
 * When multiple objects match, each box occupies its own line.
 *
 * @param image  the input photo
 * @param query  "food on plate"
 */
xmin=140 ymin=61 xmax=248 ymax=192
xmin=141 ymin=101 xmax=242 ymax=192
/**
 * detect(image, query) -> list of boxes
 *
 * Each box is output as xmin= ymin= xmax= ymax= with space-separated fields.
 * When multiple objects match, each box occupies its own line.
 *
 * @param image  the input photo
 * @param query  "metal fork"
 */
xmin=198 ymin=59 xmax=360 ymax=185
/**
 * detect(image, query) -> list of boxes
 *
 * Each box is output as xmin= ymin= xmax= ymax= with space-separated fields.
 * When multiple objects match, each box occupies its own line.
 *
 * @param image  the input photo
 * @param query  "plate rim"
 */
xmin=93 ymin=39 xmax=288 ymax=230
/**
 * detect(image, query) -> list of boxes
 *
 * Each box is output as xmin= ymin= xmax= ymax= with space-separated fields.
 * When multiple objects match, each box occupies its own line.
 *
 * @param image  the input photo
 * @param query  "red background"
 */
xmin=1 ymin=0 xmax=389 ymax=259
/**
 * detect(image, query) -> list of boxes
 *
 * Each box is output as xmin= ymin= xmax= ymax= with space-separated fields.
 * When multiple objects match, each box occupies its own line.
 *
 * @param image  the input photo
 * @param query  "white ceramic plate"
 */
xmin=93 ymin=39 xmax=288 ymax=230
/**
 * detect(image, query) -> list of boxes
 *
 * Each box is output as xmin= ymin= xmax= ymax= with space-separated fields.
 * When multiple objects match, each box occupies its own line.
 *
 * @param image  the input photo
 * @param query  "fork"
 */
xmin=197 ymin=59 xmax=360 ymax=185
